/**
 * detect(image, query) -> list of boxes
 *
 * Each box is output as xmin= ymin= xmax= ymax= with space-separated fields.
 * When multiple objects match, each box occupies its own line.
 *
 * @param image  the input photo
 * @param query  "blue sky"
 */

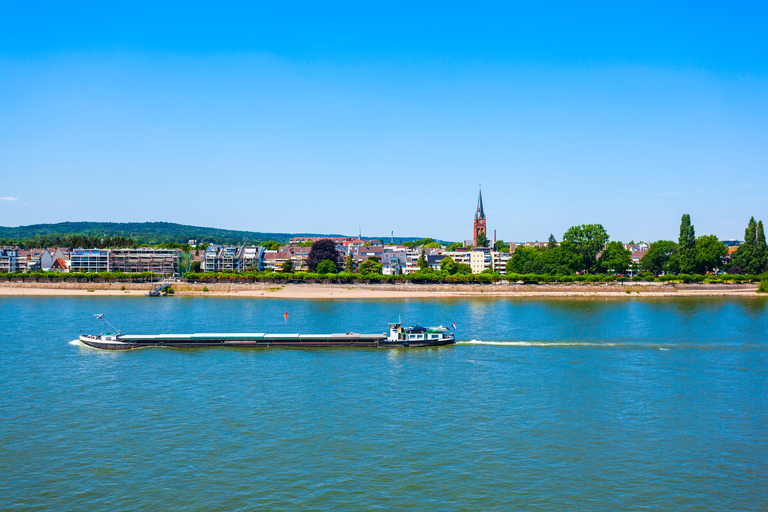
xmin=1 ymin=2 xmax=766 ymax=243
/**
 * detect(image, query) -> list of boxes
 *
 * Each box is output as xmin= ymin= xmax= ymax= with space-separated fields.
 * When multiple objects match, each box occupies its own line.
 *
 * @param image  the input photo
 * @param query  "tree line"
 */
xmin=640 ymin=215 xmax=766 ymax=275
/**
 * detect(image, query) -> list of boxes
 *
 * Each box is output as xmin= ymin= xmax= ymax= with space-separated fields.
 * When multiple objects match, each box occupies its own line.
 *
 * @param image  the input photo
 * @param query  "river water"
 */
xmin=1 ymin=296 xmax=767 ymax=510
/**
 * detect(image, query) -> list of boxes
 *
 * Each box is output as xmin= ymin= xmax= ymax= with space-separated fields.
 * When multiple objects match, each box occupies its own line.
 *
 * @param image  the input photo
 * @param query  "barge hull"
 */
xmin=80 ymin=335 xmax=454 ymax=350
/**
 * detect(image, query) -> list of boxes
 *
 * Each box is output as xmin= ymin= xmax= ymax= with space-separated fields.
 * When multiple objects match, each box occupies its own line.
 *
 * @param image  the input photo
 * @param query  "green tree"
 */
xmin=640 ymin=240 xmax=677 ymax=274
xmin=677 ymin=214 xmax=696 ymax=274
xmin=417 ymin=249 xmax=429 ymax=270
xmin=507 ymin=246 xmax=539 ymax=274
xmin=494 ymin=240 xmax=510 ymax=252
xmin=730 ymin=217 xmax=756 ymax=274
xmin=316 ymin=259 xmax=337 ymax=274
xmin=358 ymin=259 xmax=383 ymax=275
xmin=476 ymin=231 xmax=489 ymax=247
xmin=447 ymin=242 xmax=463 ymax=251
xmin=733 ymin=219 xmax=768 ymax=274
xmin=261 ymin=241 xmax=282 ymax=251
xmin=556 ymin=241 xmax=582 ymax=274
xmin=455 ymin=263 xmax=473 ymax=275
xmin=758 ymin=220 xmax=768 ymax=274
xmin=548 ymin=234 xmax=558 ymax=249
xmin=345 ymin=255 xmax=353 ymax=273
xmin=695 ymin=235 xmax=727 ymax=274
xmin=281 ymin=259 xmax=294 ymax=273
xmin=597 ymin=241 xmax=631 ymax=274
xmin=440 ymin=256 xmax=457 ymax=274
xmin=562 ymin=224 xmax=610 ymax=273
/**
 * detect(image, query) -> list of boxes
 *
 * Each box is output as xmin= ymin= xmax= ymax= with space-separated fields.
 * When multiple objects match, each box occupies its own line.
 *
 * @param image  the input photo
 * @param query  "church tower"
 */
xmin=473 ymin=186 xmax=486 ymax=247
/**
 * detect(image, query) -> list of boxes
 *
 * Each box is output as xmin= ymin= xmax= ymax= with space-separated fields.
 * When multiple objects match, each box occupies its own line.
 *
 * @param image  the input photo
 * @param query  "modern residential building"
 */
xmin=279 ymin=245 xmax=311 ymax=271
xmin=17 ymin=249 xmax=44 ymax=273
xmin=0 ymin=247 xmax=19 ymax=273
xmin=204 ymin=246 xmax=242 ymax=272
xmin=381 ymin=248 xmax=409 ymax=275
xmin=241 ymin=246 xmax=264 ymax=271
xmin=492 ymin=251 xmax=512 ymax=274
xmin=111 ymin=248 xmax=181 ymax=274
xmin=262 ymin=250 xmax=291 ymax=272
xmin=469 ymin=249 xmax=492 ymax=274
xmin=69 ymin=249 xmax=111 ymax=273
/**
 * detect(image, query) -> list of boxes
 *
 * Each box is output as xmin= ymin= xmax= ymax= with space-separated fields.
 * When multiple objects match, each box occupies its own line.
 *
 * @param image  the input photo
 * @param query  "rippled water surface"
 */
xmin=1 ymin=296 xmax=767 ymax=510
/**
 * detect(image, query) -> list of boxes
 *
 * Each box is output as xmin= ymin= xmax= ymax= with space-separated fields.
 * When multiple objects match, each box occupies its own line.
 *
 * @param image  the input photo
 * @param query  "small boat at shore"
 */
xmin=78 ymin=315 xmax=455 ymax=350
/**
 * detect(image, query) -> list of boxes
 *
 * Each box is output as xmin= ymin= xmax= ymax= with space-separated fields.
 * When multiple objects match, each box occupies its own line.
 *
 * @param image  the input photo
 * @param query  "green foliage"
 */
xmin=358 ymin=258 xmax=383 ymax=275
xmin=695 ymin=235 xmax=727 ymax=274
xmin=281 ymin=259 xmax=294 ymax=273
xmin=758 ymin=278 xmax=768 ymax=294
xmin=597 ymin=241 xmax=631 ymax=274
xmin=562 ymin=224 xmax=610 ymax=273
xmin=507 ymin=246 xmax=539 ymax=274
xmin=345 ymin=255 xmax=353 ymax=273
xmin=261 ymin=241 xmax=282 ymax=251
xmin=202 ymin=285 xmax=208 ymax=292
xmin=455 ymin=263 xmax=473 ymax=275
xmin=641 ymin=240 xmax=677 ymax=274
xmin=417 ymin=249 xmax=428 ymax=270
xmin=447 ymin=242 xmax=463 ymax=251
xmin=677 ymin=214 xmax=697 ymax=274
xmin=730 ymin=217 xmax=767 ymax=275
xmin=548 ymin=234 xmax=558 ymax=249
xmin=494 ymin=240 xmax=510 ymax=252
xmin=440 ymin=256 xmax=457 ymax=274
xmin=403 ymin=238 xmax=435 ymax=249
xmin=476 ymin=231 xmax=489 ymax=247
xmin=506 ymin=243 xmax=580 ymax=276
xmin=316 ymin=259 xmax=338 ymax=274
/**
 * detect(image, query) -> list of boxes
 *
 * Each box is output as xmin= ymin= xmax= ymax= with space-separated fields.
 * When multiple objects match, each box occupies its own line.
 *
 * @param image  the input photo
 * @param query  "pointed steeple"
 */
xmin=475 ymin=185 xmax=485 ymax=220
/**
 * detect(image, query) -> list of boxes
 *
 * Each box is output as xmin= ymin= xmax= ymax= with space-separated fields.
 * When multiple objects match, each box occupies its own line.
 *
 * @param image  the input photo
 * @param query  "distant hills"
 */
xmin=0 ymin=222 xmax=439 ymax=245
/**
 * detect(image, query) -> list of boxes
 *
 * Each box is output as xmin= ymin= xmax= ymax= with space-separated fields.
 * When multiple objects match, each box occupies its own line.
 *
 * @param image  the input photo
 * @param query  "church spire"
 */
xmin=475 ymin=185 xmax=485 ymax=220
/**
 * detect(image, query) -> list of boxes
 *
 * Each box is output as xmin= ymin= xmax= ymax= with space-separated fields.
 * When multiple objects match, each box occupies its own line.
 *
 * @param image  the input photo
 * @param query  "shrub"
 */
xmin=758 ymin=278 xmax=768 ymax=294
xmin=202 ymin=285 xmax=209 ymax=292
xmin=120 ymin=285 xmax=125 ymax=291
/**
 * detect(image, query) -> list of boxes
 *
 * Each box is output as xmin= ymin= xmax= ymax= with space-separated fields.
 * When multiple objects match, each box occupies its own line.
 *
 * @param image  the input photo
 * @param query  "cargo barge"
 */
xmin=78 ymin=316 xmax=455 ymax=350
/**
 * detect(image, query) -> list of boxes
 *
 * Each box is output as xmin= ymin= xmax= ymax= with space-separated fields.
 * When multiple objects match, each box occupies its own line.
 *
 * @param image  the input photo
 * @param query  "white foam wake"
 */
xmin=457 ymin=339 xmax=618 ymax=347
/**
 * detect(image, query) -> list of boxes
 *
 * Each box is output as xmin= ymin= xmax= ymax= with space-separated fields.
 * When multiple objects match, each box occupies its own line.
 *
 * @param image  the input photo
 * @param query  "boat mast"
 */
xmin=94 ymin=314 xmax=121 ymax=334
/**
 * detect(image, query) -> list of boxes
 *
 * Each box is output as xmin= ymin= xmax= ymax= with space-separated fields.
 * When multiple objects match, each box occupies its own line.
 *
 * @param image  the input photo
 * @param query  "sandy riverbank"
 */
xmin=0 ymin=282 xmax=761 ymax=298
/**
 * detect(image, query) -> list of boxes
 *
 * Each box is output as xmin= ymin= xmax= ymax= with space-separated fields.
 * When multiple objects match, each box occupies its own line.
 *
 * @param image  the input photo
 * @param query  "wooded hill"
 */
xmin=0 ymin=222 xmax=339 ymax=246
xmin=0 ymin=222 xmax=442 ymax=247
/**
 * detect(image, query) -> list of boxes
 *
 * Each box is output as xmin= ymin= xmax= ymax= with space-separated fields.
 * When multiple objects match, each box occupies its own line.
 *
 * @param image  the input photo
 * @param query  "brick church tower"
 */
xmin=473 ymin=186 xmax=486 ymax=247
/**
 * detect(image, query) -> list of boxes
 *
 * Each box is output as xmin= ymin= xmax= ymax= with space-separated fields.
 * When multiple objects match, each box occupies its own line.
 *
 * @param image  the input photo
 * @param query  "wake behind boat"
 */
xmin=78 ymin=315 xmax=455 ymax=350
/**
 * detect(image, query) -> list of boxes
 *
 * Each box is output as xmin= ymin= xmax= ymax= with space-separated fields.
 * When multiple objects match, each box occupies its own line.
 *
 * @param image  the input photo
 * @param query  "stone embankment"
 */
xmin=0 ymin=280 xmax=760 ymax=298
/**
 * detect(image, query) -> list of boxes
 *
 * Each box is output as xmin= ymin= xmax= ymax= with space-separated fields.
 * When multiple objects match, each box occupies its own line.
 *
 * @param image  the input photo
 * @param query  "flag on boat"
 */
xmin=451 ymin=322 xmax=457 ymax=330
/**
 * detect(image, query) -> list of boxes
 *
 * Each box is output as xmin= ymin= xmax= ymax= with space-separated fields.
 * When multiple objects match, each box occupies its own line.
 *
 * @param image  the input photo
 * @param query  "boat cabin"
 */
xmin=388 ymin=322 xmax=449 ymax=342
